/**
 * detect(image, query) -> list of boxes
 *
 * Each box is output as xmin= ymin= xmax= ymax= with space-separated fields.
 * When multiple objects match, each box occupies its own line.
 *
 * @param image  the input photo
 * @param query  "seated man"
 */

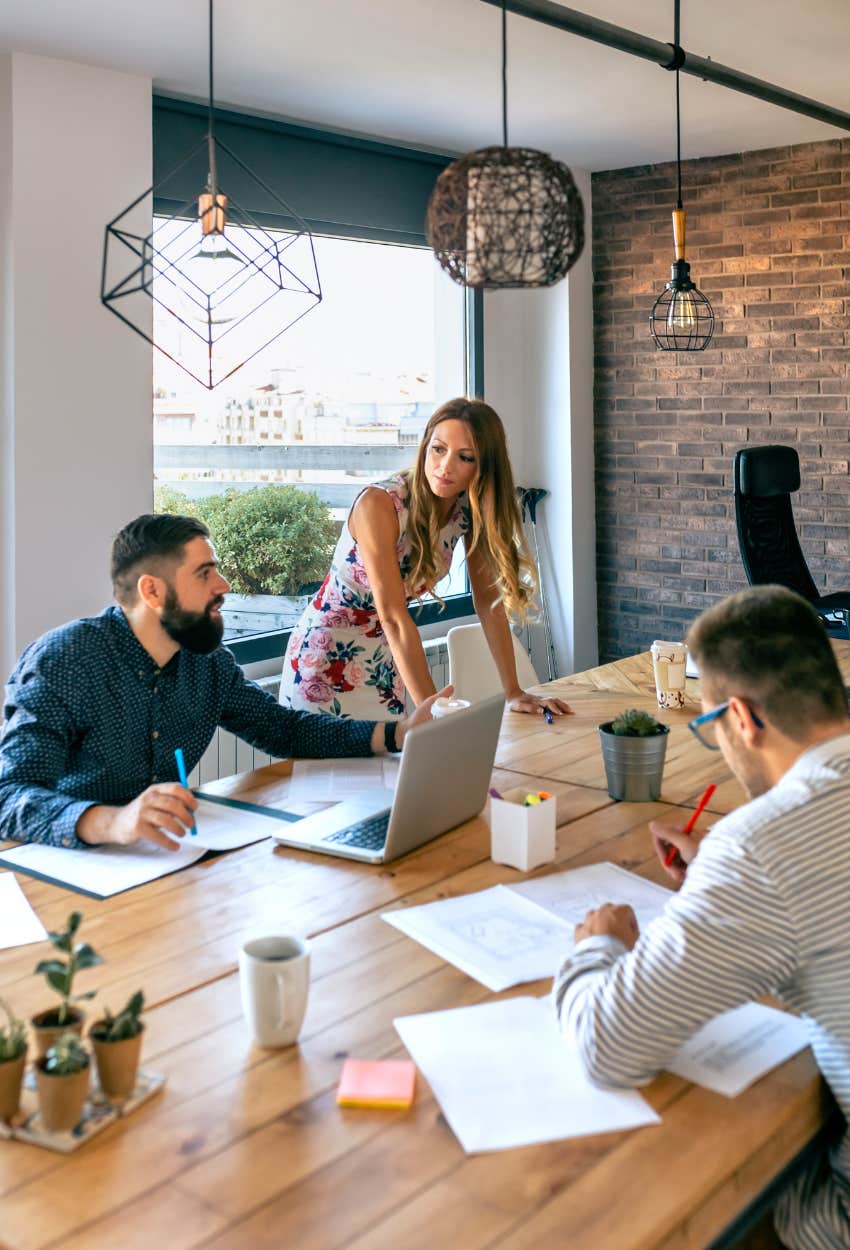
xmin=0 ymin=514 xmax=443 ymax=851
xmin=555 ymin=585 xmax=850 ymax=1250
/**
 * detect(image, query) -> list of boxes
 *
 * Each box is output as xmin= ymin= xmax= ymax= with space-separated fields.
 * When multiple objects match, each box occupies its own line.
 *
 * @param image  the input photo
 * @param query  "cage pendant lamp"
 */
xmin=649 ymin=2 xmax=713 ymax=351
xmin=100 ymin=0 xmax=322 ymax=390
xmin=426 ymin=0 xmax=584 ymax=289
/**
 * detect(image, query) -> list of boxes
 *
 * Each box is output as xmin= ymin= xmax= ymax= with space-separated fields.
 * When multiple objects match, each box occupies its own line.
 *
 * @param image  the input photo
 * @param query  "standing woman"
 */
xmin=279 ymin=398 xmax=570 ymax=720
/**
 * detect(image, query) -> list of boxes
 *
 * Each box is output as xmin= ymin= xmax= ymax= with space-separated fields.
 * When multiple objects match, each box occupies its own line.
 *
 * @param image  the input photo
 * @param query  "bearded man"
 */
xmin=0 ymin=514 xmax=439 ymax=850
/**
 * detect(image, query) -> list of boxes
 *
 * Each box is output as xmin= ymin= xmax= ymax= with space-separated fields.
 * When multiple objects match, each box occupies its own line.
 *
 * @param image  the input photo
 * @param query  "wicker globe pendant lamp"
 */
xmin=649 ymin=0 xmax=714 ymax=352
xmin=426 ymin=0 xmax=584 ymax=289
xmin=100 ymin=0 xmax=322 ymax=389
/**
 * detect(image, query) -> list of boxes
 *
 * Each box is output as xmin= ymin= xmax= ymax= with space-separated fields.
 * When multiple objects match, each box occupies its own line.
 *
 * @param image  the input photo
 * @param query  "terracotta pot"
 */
xmin=91 ymin=1025 xmax=144 ymax=1102
xmin=30 ymin=1008 xmax=84 ymax=1059
xmin=34 ymin=1060 xmax=90 ymax=1133
xmin=0 ymin=1050 xmax=27 ymax=1122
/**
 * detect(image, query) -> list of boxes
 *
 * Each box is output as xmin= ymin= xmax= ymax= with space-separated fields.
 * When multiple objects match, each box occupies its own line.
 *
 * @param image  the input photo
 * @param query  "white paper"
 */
xmin=0 ymin=874 xmax=48 ymax=949
xmin=509 ymin=862 xmax=673 ymax=947
xmin=0 ymin=839 xmax=206 ymax=899
xmin=395 ymin=996 xmax=660 ymax=1152
xmin=383 ymin=885 xmax=573 ymax=992
xmin=286 ymin=757 xmax=399 ymax=802
xmin=668 ymin=1003 xmax=810 ymax=1097
xmin=189 ymin=797 xmax=295 ymax=851
xmin=383 ymin=864 xmax=673 ymax=992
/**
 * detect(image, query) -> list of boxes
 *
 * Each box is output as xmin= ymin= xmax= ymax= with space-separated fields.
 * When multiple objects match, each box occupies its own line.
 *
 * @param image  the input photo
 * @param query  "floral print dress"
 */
xmin=280 ymin=475 xmax=468 ymax=719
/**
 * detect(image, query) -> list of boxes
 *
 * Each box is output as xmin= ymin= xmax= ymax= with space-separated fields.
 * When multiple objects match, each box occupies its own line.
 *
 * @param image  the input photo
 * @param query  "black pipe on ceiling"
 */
xmin=479 ymin=0 xmax=850 ymax=134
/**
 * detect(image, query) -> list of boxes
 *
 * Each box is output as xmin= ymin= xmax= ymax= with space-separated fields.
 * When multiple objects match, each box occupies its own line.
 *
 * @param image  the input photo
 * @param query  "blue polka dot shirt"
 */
xmin=0 ymin=606 xmax=377 ymax=849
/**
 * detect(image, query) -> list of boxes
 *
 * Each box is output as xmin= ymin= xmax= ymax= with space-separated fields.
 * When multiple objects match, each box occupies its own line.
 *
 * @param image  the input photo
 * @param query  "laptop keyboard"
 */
xmin=324 ymin=811 xmax=391 ymax=850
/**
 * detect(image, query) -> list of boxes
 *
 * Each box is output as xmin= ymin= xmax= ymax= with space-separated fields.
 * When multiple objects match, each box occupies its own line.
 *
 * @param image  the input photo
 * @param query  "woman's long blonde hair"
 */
xmin=403 ymin=398 xmax=537 ymax=620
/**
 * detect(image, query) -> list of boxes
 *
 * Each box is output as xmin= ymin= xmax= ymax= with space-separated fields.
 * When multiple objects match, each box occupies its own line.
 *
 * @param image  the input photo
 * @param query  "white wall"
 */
xmin=484 ymin=167 xmax=597 ymax=677
xmin=0 ymin=53 xmax=152 ymax=675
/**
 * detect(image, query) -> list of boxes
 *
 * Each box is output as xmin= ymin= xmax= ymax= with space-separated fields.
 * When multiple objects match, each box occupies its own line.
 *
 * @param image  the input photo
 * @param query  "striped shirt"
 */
xmin=554 ymin=731 xmax=850 ymax=1250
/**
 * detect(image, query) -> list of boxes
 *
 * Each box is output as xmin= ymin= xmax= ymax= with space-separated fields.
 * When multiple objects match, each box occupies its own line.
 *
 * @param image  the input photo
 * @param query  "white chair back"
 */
xmin=446 ymin=623 xmax=539 ymax=704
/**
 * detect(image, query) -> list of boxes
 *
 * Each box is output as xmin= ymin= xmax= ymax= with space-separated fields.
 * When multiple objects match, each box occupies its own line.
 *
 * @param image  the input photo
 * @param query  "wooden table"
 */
xmin=1 ymin=645 xmax=847 ymax=1250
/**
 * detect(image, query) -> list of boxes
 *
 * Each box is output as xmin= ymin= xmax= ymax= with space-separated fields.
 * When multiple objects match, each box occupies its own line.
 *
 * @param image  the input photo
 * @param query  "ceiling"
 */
xmin=0 ymin=0 xmax=848 ymax=171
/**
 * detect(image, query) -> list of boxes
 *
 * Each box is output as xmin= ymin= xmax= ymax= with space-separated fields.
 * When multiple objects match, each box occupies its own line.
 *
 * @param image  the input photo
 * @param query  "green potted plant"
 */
xmin=90 ymin=991 xmax=145 ymax=1101
xmin=0 ymin=998 xmax=27 ymax=1123
xmin=32 ymin=912 xmax=103 ymax=1058
xmin=34 ymin=1032 xmax=90 ymax=1133
xmin=598 ymin=708 xmax=670 ymax=802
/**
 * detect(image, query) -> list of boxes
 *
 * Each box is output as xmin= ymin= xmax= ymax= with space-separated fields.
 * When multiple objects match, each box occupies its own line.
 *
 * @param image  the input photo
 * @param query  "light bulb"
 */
xmin=667 ymin=289 xmax=698 ymax=334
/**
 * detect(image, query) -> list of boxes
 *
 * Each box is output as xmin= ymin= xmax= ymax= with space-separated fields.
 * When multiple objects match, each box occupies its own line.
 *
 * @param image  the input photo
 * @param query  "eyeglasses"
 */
xmin=688 ymin=701 xmax=765 ymax=751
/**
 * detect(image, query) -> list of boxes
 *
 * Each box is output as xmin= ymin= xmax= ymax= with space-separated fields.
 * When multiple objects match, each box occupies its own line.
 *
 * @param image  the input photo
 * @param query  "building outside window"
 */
xmin=153 ymin=230 xmax=472 ymax=660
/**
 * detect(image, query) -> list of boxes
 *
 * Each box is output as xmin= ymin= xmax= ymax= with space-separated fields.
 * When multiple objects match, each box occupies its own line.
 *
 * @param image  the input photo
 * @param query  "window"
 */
xmin=154 ymin=228 xmax=478 ymax=661
xmin=151 ymin=99 xmax=482 ymax=661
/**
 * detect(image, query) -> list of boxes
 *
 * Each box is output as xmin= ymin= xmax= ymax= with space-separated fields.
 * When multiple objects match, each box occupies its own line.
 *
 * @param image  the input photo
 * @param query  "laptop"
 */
xmin=273 ymin=694 xmax=505 ymax=864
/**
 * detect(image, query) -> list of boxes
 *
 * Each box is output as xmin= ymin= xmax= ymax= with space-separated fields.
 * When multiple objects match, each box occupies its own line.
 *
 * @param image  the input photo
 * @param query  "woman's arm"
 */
xmin=350 ymin=488 xmax=437 ymax=706
xmin=467 ymin=545 xmax=571 ymax=716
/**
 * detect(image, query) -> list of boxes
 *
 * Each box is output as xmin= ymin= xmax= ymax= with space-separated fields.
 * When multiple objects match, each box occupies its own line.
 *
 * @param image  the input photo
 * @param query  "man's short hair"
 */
xmin=111 ymin=513 xmax=210 ymax=604
xmin=688 ymin=585 xmax=847 ymax=737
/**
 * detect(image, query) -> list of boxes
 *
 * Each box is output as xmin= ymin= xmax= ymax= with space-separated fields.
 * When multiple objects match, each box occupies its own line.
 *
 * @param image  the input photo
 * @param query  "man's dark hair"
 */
xmin=111 ymin=513 xmax=210 ymax=604
xmin=688 ymin=585 xmax=847 ymax=738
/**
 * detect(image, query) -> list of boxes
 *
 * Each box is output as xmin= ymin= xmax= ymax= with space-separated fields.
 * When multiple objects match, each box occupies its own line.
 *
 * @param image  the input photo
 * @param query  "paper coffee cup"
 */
xmin=431 ymin=697 xmax=472 ymax=719
xmin=650 ymin=640 xmax=688 ymax=709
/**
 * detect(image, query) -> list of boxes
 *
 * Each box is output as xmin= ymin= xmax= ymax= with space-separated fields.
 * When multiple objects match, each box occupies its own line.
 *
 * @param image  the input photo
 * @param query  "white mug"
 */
xmin=238 ymin=934 xmax=311 ymax=1048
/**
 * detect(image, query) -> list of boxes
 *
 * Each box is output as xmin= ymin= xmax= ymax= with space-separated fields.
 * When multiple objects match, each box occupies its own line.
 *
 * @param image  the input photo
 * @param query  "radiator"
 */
xmin=191 ymin=638 xmax=451 ymax=786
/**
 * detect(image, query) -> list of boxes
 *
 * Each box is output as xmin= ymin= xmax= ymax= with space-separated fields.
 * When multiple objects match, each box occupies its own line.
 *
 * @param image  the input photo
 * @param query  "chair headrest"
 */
xmin=735 ymin=445 xmax=801 ymax=497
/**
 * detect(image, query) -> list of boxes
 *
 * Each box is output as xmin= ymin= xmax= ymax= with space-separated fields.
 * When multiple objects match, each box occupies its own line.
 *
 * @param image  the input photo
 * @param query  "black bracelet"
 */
xmin=384 ymin=721 xmax=401 ymax=753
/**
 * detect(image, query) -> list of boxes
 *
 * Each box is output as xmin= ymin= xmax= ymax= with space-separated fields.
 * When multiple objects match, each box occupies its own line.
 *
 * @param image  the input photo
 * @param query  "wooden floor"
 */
xmin=1 ymin=643 xmax=846 ymax=1250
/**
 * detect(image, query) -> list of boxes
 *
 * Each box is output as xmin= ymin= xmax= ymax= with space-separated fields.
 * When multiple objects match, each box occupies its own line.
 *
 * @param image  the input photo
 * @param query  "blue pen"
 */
xmin=543 ymin=707 xmax=554 ymax=725
xmin=174 ymin=748 xmax=197 ymax=836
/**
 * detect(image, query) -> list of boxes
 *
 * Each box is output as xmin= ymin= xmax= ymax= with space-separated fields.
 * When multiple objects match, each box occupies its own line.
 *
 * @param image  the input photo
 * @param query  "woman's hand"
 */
xmin=507 ymin=689 xmax=572 ymax=716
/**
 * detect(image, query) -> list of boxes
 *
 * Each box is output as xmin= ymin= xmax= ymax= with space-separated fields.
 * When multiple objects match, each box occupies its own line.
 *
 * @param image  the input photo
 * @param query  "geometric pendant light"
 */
xmin=649 ymin=0 xmax=714 ymax=351
xmin=427 ymin=0 xmax=584 ymax=289
xmin=100 ymin=0 xmax=322 ymax=389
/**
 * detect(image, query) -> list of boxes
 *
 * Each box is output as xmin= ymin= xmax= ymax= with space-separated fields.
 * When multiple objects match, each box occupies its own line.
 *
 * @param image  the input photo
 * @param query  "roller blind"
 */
xmin=152 ymin=96 xmax=450 ymax=244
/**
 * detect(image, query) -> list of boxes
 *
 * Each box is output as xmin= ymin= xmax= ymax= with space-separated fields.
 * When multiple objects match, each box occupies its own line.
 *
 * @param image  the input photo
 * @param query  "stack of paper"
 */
xmin=383 ymin=863 xmax=672 ymax=991
xmin=395 ymin=996 xmax=660 ymax=1152
xmin=0 ymin=874 xmax=48 ymax=949
xmin=0 ymin=796 xmax=298 ymax=899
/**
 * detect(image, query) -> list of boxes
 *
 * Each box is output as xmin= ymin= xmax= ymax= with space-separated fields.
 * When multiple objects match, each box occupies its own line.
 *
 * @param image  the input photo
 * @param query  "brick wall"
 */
xmin=593 ymin=137 xmax=850 ymax=661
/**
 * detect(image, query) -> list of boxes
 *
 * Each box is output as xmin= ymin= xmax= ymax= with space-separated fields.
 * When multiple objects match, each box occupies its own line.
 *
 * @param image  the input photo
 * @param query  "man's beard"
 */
xmin=161 ymin=585 xmax=225 ymax=654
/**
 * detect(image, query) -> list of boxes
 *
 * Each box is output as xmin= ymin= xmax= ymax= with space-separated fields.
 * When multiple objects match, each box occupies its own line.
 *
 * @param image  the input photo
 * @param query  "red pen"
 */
xmin=664 ymin=783 xmax=716 ymax=868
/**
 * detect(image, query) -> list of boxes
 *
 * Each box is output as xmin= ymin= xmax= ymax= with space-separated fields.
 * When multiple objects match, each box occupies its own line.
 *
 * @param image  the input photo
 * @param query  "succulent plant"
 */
xmin=0 ymin=998 xmax=26 ymax=1063
xmin=611 ymin=708 xmax=665 ymax=737
xmin=34 ymin=912 xmax=103 ymax=1026
xmin=43 ymin=1032 xmax=89 ymax=1077
xmin=91 ymin=992 xmax=144 ymax=1043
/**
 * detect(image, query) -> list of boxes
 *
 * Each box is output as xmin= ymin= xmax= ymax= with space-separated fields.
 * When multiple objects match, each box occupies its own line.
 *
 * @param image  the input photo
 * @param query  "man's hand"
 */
xmin=574 ymin=903 xmax=639 ymax=950
xmin=650 ymin=818 xmax=704 ymax=886
xmin=77 ymin=784 xmax=198 ymax=851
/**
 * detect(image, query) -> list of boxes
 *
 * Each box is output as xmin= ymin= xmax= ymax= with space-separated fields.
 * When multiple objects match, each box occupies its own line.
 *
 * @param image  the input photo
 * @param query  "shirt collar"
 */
xmin=779 ymin=729 xmax=850 ymax=787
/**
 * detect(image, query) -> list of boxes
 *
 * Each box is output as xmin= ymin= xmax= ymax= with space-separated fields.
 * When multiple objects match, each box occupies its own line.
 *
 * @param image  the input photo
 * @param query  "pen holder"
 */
xmin=489 ymin=789 xmax=556 ymax=873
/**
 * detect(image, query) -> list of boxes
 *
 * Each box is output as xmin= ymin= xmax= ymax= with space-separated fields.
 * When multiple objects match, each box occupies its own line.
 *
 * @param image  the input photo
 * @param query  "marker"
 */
xmin=488 ymin=787 xmax=504 ymax=801
xmin=543 ymin=707 xmax=554 ymax=725
xmin=664 ymin=783 xmax=716 ymax=868
xmin=174 ymin=748 xmax=197 ymax=836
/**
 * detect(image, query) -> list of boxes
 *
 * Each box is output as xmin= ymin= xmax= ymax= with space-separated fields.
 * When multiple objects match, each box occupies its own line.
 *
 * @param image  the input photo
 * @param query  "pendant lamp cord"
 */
xmin=674 ymin=0 xmax=682 ymax=210
xmin=501 ymin=0 xmax=509 ymax=147
xmin=207 ymin=0 xmax=218 ymax=196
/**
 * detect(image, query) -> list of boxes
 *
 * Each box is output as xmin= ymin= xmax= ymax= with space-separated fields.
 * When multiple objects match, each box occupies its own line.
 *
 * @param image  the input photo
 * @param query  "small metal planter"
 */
xmin=598 ymin=722 xmax=669 ymax=802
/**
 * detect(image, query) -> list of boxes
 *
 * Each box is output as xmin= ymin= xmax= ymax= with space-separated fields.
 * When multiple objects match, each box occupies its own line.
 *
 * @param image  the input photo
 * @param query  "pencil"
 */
xmin=664 ymin=783 xmax=716 ymax=868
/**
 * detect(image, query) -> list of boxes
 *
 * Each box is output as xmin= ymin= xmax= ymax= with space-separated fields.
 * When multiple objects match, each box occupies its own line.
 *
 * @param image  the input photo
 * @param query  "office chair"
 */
xmin=446 ymin=624 xmax=540 ymax=703
xmin=734 ymin=445 xmax=850 ymax=638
